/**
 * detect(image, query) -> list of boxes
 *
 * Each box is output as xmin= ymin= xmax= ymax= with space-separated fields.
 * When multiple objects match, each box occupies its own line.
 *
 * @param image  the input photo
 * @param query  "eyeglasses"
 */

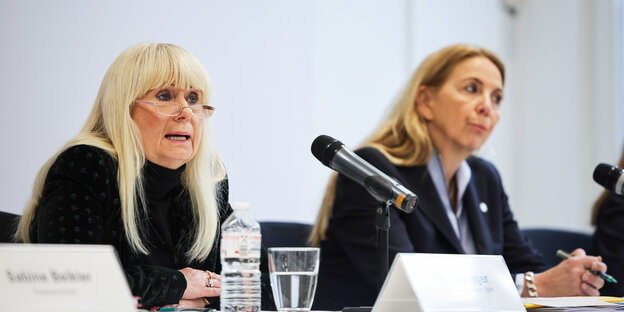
xmin=135 ymin=100 xmax=215 ymax=118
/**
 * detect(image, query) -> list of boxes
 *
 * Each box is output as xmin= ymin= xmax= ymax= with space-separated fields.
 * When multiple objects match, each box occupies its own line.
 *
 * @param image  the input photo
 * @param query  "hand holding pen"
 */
xmin=556 ymin=249 xmax=617 ymax=283
xmin=530 ymin=248 xmax=606 ymax=296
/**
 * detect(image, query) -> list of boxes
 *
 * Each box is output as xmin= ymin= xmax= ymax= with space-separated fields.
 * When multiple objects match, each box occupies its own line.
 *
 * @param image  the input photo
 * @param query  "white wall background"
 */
xmin=0 ymin=0 xmax=621 ymax=234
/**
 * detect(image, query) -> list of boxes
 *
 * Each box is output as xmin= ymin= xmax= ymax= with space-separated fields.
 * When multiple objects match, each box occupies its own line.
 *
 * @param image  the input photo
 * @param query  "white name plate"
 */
xmin=0 ymin=244 xmax=135 ymax=312
xmin=373 ymin=253 xmax=526 ymax=312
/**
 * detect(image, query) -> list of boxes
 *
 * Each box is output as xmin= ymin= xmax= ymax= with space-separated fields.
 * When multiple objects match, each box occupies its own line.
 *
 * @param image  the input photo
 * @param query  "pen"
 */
xmin=556 ymin=249 xmax=618 ymax=283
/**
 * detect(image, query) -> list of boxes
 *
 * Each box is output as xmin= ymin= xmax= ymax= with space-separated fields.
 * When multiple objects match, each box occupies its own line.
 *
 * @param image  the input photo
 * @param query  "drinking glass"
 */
xmin=268 ymin=247 xmax=320 ymax=312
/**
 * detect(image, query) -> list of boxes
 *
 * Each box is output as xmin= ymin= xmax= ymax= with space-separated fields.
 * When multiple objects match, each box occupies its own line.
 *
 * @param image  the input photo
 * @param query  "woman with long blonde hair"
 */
xmin=311 ymin=44 xmax=608 ymax=310
xmin=15 ymin=43 xmax=275 ymax=310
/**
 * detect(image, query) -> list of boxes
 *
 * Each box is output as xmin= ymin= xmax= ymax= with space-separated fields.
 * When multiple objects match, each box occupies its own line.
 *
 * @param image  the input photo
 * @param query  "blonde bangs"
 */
xmin=129 ymin=44 xmax=211 ymax=104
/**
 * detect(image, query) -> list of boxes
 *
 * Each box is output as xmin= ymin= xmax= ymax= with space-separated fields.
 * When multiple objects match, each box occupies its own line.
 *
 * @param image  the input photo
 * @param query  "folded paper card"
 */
xmin=0 ymin=244 xmax=135 ymax=312
xmin=373 ymin=253 xmax=526 ymax=312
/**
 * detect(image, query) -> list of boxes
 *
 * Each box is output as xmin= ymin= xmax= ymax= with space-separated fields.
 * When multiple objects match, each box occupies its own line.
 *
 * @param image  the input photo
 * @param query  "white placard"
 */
xmin=373 ymin=253 xmax=526 ymax=312
xmin=0 ymin=244 xmax=135 ymax=312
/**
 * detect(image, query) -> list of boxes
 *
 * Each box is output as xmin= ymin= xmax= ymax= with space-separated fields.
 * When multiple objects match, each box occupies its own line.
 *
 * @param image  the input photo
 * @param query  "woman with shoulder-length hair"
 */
xmin=310 ymin=43 xmax=607 ymax=310
xmin=591 ymin=150 xmax=624 ymax=296
xmin=15 ymin=43 xmax=275 ymax=310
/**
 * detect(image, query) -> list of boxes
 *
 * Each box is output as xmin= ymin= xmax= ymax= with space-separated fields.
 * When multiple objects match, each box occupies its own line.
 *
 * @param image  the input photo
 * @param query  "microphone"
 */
xmin=311 ymin=135 xmax=418 ymax=213
xmin=593 ymin=163 xmax=624 ymax=195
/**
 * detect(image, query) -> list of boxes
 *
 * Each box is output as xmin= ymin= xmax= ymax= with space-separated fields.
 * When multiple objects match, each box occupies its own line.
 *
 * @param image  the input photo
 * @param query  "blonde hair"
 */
xmin=16 ymin=43 xmax=226 ymax=261
xmin=309 ymin=43 xmax=505 ymax=246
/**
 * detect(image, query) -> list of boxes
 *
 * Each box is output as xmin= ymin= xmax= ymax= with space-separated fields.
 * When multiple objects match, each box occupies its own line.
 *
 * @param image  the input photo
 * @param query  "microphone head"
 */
xmin=593 ymin=163 xmax=623 ymax=190
xmin=311 ymin=135 xmax=344 ymax=167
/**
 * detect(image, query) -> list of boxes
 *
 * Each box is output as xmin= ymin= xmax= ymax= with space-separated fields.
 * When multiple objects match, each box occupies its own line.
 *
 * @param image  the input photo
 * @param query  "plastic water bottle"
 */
xmin=220 ymin=202 xmax=262 ymax=312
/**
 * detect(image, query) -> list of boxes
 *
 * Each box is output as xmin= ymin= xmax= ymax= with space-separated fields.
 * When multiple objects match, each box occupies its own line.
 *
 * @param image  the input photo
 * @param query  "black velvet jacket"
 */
xmin=29 ymin=145 xmax=275 ymax=309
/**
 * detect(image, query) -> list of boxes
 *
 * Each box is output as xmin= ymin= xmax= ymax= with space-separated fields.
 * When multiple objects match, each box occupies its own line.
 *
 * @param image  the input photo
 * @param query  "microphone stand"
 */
xmin=342 ymin=202 xmax=390 ymax=312
xmin=375 ymin=201 xmax=391 ymax=293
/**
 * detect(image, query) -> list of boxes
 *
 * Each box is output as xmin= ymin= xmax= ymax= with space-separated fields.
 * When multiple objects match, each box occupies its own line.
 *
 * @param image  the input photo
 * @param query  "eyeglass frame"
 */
xmin=134 ymin=100 xmax=215 ymax=118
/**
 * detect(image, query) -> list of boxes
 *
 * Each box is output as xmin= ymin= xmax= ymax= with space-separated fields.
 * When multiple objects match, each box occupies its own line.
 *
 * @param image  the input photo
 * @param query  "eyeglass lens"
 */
xmin=156 ymin=102 xmax=211 ymax=117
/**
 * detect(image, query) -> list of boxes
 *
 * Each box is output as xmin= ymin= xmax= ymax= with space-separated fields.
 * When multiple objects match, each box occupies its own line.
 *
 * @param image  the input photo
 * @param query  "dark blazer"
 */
xmin=29 ymin=145 xmax=275 ymax=309
xmin=313 ymin=147 xmax=546 ymax=310
xmin=591 ymin=192 xmax=624 ymax=296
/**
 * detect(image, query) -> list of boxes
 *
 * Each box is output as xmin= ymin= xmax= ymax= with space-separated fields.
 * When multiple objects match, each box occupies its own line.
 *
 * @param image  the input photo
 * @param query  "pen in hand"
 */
xmin=556 ymin=249 xmax=617 ymax=283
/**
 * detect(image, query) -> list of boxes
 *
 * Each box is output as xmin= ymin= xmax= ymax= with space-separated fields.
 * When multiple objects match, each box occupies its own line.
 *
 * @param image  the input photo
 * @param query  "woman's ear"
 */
xmin=416 ymin=85 xmax=434 ymax=121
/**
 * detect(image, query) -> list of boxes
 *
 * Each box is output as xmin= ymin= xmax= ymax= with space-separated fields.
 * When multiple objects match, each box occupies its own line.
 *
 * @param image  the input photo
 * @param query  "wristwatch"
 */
xmin=525 ymin=271 xmax=539 ymax=297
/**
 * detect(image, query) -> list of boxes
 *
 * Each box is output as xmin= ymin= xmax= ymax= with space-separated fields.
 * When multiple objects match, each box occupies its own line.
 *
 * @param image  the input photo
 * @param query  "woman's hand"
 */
xmin=529 ymin=248 xmax=606 ymax=297
xmin=178 ymin=267 xmax=221 ymax=299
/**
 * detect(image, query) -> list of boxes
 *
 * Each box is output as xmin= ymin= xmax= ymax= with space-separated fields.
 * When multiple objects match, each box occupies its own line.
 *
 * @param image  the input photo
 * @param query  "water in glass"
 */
xmin=268 ymin=248 xmax=319 ymax=312
xmin=270 ymin=271 xmax=317 ymax=311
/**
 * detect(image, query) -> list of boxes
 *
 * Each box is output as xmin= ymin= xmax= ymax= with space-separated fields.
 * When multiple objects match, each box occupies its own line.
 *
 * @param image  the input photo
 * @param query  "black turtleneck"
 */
xmin=143 ymin=160 xmax=185 ymax=268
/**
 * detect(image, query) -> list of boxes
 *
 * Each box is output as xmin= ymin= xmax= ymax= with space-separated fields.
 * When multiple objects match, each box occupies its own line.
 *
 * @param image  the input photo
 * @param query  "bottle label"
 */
xmin=221 ymin=233 xmax=261 ymax=258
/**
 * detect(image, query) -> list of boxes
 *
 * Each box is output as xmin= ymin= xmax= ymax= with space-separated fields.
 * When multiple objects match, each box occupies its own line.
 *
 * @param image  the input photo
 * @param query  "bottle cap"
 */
xmin=230 ymin=202 xmax=250 ymax=210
